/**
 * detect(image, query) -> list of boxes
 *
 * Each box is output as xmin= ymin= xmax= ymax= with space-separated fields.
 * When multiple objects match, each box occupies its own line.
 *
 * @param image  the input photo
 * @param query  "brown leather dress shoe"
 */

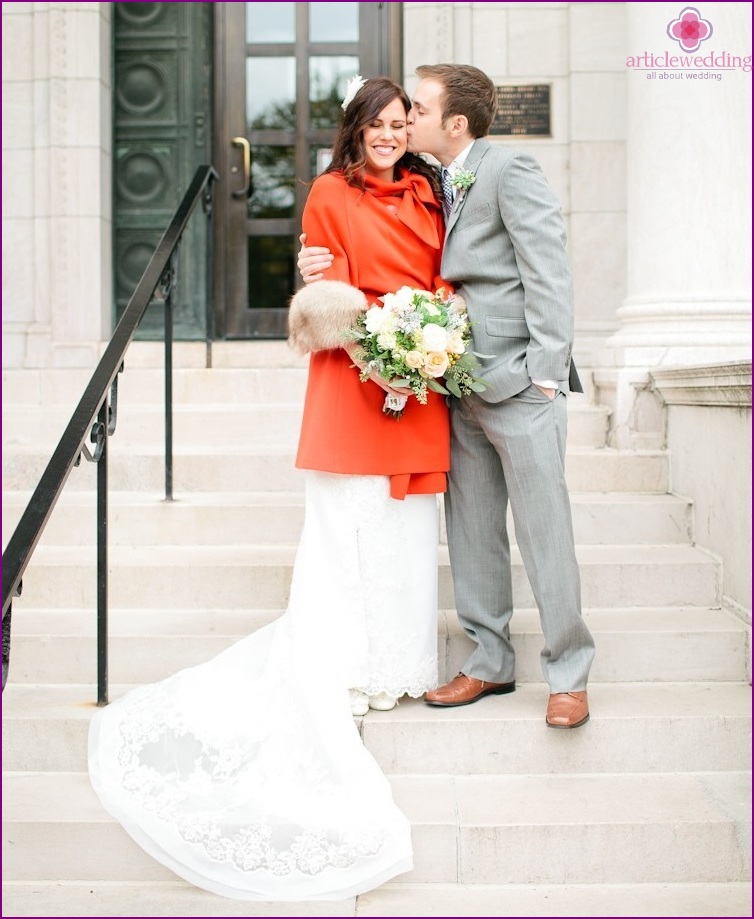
xmin=424 ymin=673 xmax=515 ymax=707
xmin=546 ymin=691 xmax=589 ymax=728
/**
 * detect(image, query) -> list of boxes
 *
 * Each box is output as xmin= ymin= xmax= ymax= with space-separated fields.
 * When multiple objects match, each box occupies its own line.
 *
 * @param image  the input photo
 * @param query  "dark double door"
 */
xmin=113 ymin=2 xmax=402 ymax=341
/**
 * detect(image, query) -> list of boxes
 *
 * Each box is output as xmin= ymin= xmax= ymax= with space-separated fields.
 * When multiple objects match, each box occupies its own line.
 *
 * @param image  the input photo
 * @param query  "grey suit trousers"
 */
xmin=445 ymin=384 xmax=595 ymax=692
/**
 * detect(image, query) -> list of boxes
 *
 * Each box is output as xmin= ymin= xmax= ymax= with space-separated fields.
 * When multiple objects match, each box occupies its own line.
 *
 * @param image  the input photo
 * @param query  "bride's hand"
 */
xmin=370 ymin=375 xmax=413 ymax=398
xmin=298 ymin=233 xmax=334 ymax=284
xmin=344 ymin=344 xmax=413 ymax=397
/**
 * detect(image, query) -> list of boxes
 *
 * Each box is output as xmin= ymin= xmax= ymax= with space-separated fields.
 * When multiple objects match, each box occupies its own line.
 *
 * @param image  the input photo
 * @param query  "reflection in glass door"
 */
xmin=217 ymin=2 xmax=402 ymax=339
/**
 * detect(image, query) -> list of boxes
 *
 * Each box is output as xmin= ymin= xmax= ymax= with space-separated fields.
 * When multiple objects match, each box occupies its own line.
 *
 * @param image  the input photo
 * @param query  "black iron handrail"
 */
xmin=2 ymin=164 xmax=218 ymax=703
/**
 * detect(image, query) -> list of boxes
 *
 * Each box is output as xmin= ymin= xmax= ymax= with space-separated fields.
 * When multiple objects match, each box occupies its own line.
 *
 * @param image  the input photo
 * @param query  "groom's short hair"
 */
xmin=416 ymin=64 xmax=497 ymax=138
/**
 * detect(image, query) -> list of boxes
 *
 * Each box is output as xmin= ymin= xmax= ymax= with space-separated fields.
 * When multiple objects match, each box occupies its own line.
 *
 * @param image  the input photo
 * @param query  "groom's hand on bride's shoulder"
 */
xmin=298 ymin=233 xmax=334 ymax=284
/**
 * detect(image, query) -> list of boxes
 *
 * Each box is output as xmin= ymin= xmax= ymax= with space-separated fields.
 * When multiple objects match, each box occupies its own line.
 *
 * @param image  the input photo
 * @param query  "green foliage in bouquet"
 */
xmin=347 ymin=286 xmax=487 ymax=414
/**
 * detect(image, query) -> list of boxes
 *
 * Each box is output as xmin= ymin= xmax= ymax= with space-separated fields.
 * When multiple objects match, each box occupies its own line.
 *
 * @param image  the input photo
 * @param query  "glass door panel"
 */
xmin=309 ymin=57 xmax=359 ymax=129
xmin=246 ymin=2 xmax=295 ymax=43
xmin=246 ymin=58 xmax=297 ymax=128
xmin=309 ymin=3 xmax=359 ymax=42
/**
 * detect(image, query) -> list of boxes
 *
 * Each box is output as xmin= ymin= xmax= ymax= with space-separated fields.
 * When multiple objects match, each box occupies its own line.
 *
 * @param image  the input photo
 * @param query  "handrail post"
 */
xmin=2 ymin=590 xmax=18 ymax=690
xmin=96 ymin=398 xmax=109 ymax=705
xmin=163 ymin=252 xmax=177 ymax=502
xmin=203 ymin=182 xmax=215 ymax=370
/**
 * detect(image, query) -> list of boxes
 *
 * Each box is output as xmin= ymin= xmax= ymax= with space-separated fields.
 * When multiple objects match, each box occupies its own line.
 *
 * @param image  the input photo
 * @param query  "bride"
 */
xmin=88 ymin=75 xmax=448 ymax=901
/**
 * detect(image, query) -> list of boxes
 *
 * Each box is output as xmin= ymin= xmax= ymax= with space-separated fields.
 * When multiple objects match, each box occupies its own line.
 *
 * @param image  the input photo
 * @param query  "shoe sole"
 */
xmin=424 ymin=681 xmax=516 ymax=707
xmin=546 ymin=712 xmax=590 ymax=729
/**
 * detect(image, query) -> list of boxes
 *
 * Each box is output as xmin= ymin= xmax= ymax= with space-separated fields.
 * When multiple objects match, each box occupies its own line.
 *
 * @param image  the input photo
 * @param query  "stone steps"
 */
xmin=1 ymin=356 xmax=598 ymax=407
xmin=2 ymin=768 xmax=749 ymax=887
xmin=0 ymin=400 xmax=616 ymax=451
xmin=362 ymin=686 xmax=751 ymax=776
xmin=1 ymin=445 xmax=669 ymax=493
xmin=3 ymin=490 xmax=693 ymax=546
xmin=359 ymin=882 xmax=754 ymax=918
xmin=0 ymin=348 xmax=312 ymax=410
xmin=3 ymin=682 xmax=750 ymax=775
xmin=6 ymin=607 xmax=748 ymax=686
xmin=10 ymin=542 xmax=720 ymax=610
xmin=2 ymin=350 xmax=750 ymax=914
xmin=2 ymin=880 xmax=751 ymax=918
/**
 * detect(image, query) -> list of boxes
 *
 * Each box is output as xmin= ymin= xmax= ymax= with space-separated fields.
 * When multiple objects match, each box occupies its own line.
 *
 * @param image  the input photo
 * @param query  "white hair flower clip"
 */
xmin=341 ymin=75 xmax=368 ymax=111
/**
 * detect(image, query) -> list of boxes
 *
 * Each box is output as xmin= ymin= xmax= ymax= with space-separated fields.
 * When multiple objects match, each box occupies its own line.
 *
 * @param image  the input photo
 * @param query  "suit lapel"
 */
xmin=444 ymin=138 xmax=491 ymax=237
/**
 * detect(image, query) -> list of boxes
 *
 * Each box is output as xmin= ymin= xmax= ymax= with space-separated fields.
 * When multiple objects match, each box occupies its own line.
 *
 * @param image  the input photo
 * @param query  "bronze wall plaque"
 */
xmin=491 ymin=84 xmax=551 ymax=137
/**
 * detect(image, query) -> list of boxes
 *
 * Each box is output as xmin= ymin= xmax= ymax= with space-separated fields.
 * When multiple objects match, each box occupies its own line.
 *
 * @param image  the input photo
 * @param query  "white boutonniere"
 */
xmin=451 ymin=168 xmax=476 ymax=191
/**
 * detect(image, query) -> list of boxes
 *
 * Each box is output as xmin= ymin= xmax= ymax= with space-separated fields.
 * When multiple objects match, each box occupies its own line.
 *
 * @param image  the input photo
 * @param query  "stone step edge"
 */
xmin=2 ymin=489 xmax=685 ymax=504
xmin=2 ymin=402 xmax=610 ymax=417
xmin=3 ymin=769 xmax=749 ymax=828
xmin=8 ymin=606 xmax=745 ymax=638
xmin=0 ymin=880 xmax=750 ymax=919
xmin=3 ymin=445 xmax=665 ymax=457
xmin=3 ymin=681 xmax=750 ymax=721
xmin=17 ymin=543 xmax=716 ymax=563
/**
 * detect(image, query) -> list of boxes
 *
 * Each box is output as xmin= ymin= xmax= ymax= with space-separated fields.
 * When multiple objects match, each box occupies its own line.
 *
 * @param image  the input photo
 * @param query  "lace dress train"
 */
xmin=88 ymin=472 xmax=439 ymax=900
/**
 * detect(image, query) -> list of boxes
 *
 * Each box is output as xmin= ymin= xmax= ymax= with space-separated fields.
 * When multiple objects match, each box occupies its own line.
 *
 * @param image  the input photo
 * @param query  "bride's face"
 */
xmin=362 ymin=97 xmax=408 ymax=181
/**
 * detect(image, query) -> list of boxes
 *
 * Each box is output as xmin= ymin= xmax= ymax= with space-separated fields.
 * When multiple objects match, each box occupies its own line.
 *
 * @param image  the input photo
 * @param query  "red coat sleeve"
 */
xmin=301 ymin=176 xmax=355 ymax=287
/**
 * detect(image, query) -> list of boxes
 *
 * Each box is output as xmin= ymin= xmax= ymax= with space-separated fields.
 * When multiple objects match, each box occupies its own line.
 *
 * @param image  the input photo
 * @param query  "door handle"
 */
xmin=231 ymin=136 xmax=252 ymax=198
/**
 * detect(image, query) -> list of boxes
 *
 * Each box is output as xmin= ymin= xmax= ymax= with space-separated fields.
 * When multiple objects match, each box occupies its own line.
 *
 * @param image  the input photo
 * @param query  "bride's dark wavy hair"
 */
xmin=325 ymin=76 xmax=441 ymax=201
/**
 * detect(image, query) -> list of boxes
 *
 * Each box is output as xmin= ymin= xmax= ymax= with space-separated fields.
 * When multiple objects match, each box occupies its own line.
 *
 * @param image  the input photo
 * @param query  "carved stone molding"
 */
xmin=650 ymin=361 xmax=752 ymax=408
xmin=436 ymin=2 xmax=453 ymax=61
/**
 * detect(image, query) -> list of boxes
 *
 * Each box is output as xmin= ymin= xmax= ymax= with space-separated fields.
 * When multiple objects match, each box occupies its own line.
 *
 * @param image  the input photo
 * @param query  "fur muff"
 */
xmin=287 ymin=280 xmax=368 ymax=355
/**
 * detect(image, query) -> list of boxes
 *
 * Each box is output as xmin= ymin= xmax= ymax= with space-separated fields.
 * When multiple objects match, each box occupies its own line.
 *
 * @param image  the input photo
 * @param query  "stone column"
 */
xmin=598 ymin=2 xmax=751 ymax=445
xmin=1 ymin=2 xmax=112 ymax=369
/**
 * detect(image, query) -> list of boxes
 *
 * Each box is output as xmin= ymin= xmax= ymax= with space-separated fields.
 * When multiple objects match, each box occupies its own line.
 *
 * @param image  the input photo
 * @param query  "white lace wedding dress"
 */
xmin=88 ymin=471 xmax=439 ymax=900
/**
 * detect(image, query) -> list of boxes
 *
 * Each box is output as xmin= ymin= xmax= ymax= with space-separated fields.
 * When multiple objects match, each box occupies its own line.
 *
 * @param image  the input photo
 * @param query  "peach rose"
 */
xmin=424 ymin=351 xmax=450 ymax=378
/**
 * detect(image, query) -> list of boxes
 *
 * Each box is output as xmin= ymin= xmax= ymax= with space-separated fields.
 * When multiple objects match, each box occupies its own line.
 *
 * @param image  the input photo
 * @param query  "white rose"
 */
xmin=393 ymin=286 xmax=416 ymax=309
xmin=405 ymin=350 xmax=424 ymax=369
xmin=364 ymin=305 xmax=387 ymax=334
xmin=383 ymin=287 xmax=414 ymax=315
xmin=377 ymin=331 xmax=397 ymax=351
xmin=446 ymin=331 xmax=466 ymax=354
xmin=424 ymin=351 xmax=450 ymax=378
xmin=420 ymin=322 xmax=448 ymax=352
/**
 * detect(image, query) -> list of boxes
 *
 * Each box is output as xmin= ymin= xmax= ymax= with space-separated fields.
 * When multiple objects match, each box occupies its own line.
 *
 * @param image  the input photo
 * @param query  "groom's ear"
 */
xmin=448 ymin=113 xmax=469 ymax=138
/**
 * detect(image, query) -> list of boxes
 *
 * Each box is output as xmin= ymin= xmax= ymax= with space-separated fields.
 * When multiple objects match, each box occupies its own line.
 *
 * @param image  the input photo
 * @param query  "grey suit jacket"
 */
xmin=441 ymin=139 xmax=582 ymax=401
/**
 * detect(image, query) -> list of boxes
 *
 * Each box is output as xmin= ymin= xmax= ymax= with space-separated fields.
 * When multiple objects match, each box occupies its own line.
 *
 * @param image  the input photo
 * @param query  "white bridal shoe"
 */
xmin=349 ymin=689 xmax=369 ymax=716
xmin=368 ymin=692 xmax=398 ymax=711
xmin=349 ymin=689 xmax=398 ymax=714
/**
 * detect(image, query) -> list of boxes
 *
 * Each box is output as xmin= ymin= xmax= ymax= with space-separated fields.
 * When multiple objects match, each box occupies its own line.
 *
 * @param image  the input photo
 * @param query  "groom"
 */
xmin=299 ymin=63 xmax=595 ymax=729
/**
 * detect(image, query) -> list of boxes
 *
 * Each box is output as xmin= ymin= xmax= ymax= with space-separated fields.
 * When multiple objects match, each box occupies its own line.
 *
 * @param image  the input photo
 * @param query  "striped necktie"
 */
xmin=441 ymin=167 xmax=454 ymax=218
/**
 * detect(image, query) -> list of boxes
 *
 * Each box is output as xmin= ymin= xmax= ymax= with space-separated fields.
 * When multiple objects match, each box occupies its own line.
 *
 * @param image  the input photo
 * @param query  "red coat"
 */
xmin=296 ymin=170 xmax=450 ymax=499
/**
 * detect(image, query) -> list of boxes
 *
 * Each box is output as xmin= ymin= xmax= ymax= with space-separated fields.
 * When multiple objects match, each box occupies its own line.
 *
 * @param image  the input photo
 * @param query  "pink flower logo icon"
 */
xmin=667 ymin=7 xmax=713 ymax=52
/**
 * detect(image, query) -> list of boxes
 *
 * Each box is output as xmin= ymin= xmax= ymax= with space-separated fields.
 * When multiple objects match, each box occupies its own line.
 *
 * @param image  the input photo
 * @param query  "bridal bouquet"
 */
xmin=349 ymin=286 xmax=487 ymax=418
